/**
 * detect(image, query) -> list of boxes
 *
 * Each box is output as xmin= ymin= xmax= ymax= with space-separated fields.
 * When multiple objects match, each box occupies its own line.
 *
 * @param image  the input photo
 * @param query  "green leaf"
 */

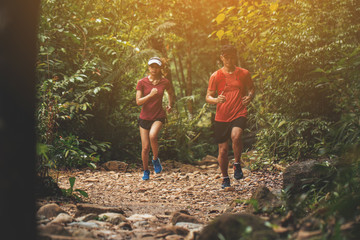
xmin=69 ymin=177 xmax=76 ymax=189
xmin=94 ymin=87 xmax=101 ymax=94
xmin=270 ymin=2 xmax=278 ymax=12
xmin=87 ymin=162 xmax=97 ymax=169
xmin=75 ymin=189 xmax=88 ymax=198
xmin=216 ymin=30 xmax=224 ymax=40
xmin=278 ymin=120 xmax=286 ymax=128
xmin=215 ymin=13 xmax=226 ymax=24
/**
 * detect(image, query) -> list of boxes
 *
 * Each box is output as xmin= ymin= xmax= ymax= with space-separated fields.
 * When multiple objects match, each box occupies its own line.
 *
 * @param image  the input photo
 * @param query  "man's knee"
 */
xmin=231 ymin=128 xmax=243 ymax=142
xmin=218 ymin=147 xmax=228 ymax=158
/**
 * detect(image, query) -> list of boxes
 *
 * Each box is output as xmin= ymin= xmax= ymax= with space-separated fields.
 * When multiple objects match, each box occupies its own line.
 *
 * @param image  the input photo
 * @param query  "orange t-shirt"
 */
xmin=208 ymin=67 xmax=253 ymax=122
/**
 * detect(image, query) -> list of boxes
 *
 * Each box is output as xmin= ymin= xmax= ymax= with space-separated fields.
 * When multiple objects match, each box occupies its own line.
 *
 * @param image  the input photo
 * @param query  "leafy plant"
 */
xmin=61 ymin=177 xmax=88 ymax=201
xmin=51 ymin=134 xmax=110 ymax=169
xmin=253 ymin=113 xmax=330 ymax=163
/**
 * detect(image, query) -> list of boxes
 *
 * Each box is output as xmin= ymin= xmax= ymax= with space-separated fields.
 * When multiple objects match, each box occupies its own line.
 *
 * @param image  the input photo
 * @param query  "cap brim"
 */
xmin=148 ymin=59 xmax=162 ymax=66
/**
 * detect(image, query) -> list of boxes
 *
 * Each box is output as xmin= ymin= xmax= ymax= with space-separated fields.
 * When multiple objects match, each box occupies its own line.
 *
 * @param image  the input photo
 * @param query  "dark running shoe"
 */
xmin=142 ymin=170 xmax=150 ymax=180
xmin=234 ymin=163 xmax=244 ymax=180
xmin=152 ymin=158 xmax=163 ymax=174
xmin=221 ymin=177 xmax=231 ymax=189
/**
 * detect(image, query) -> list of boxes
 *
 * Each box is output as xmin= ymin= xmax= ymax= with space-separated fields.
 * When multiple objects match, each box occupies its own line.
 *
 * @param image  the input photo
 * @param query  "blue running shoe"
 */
xmin=152 ymin=158 xmax=163 ymax=174
xmin=142 ymin=170 xmax=150 ymax=180
xmin=221 ymin=177 xmax=231 ymax=189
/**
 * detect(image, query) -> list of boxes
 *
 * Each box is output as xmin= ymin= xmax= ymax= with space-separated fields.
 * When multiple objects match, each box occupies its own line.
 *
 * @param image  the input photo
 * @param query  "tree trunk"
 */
xmin=185 ymin=48 xmax=193 ymax=116
xmin=177 ymin=53 xmax=187 ymax=95
xmin=172 ymin=56 xmax=184 ymax=98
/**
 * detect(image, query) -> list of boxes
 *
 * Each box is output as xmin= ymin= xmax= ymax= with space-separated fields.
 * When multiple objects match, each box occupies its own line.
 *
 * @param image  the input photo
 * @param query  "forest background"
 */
xmin=37 ymin=0 xmax=359 ymax=168
xmin=36 ymin=0 xmax=359 ymax=236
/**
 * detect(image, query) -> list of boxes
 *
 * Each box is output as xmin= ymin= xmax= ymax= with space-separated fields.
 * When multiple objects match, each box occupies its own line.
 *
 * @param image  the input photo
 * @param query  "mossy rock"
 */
xmin=198 ymin=213 xmax=278 ymax=240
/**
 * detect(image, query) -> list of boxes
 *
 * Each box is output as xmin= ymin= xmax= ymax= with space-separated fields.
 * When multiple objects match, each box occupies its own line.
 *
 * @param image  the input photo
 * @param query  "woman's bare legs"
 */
xmin=139 ymin=121 xmax=163 ymax=170
xmin=139 ymin=126 xmax=150 ymax=170
xmin=149 ymin=121 xmax=163 ymax=160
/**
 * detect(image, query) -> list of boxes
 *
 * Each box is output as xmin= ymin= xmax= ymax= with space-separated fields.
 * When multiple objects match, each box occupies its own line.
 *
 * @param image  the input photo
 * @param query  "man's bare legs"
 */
xmin=231 ymin=127 xmax=244 ymax=164
xmin=231 ymin=127 xmax=244 ymax=180
xmin=218 ymin=141 xmax=229 ymax=177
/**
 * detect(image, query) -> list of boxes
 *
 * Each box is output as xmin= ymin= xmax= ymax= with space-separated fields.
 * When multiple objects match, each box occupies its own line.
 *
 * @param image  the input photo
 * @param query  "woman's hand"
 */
xmin=166 ymin=105 xmax=172 ymax=113
xmin=149 ymin=88 xmax=158 ymax=97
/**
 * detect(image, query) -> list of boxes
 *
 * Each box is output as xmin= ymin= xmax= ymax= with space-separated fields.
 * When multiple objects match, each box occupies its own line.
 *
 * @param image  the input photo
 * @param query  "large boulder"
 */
xmin=197 ymin=213 xmax=278 ymax=240
xmin=283 ymin=159 xmax=336 ymax=196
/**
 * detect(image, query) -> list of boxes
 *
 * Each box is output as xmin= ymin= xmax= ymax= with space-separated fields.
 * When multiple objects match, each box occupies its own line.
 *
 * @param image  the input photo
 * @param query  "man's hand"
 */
xmin=166 ymin=105 xmax=172 ymax=113
xmin=217 ymin=93 xmax=226 ymax=104
xmin=242 ymin=95 xmax=252 ymax=106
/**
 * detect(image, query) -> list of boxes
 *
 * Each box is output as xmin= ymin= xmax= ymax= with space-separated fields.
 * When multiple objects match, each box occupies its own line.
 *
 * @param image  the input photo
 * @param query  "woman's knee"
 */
xmin=142 ymin=145 xmax=150 ymax=153
xmin=149 ymin=133 xmax=158 ymax=143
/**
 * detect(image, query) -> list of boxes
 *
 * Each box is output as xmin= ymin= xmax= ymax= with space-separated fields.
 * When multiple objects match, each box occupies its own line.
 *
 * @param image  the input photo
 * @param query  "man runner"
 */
xmin=206 ymin=45 xmax=255 ymax=188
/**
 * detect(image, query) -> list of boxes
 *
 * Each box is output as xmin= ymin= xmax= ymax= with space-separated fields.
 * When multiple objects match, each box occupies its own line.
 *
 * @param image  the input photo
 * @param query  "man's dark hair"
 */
xmin=221 ymin=45 xmax=237 ymax=55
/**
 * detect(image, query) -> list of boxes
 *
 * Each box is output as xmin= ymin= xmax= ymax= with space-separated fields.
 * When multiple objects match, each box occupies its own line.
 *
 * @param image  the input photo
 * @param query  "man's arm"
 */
xmin=242 ymin=85 xmax=255 ymax=106
xmin=206 ymin=89 xmax=226 ymax=104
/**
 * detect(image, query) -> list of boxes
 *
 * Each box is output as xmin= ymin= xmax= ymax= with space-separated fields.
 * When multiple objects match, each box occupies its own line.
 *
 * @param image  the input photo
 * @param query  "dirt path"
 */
xmin=54 ymin=159 xmax=283 ymax=225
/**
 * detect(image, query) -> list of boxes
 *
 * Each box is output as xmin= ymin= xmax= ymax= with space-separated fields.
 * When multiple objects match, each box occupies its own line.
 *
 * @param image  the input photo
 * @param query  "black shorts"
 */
xmin=214 ymin=117 xmax=247 ymax=144
xmin=138 ymin=118 xmax=166 ymax=130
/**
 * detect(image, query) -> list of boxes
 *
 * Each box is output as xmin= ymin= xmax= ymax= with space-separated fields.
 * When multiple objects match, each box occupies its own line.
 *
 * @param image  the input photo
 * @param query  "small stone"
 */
xmin=119 ymin=222 xmax=132 ymax=230
xmin=98 ymin=212 xmax=127 ymax=225
xmin=126 ymin=214 xmax=157 ymax=222
xmin=68 ymin=221 xmax=100 ymax=228
xmin=37 ymin=203 xmax=66 ymax=219
xmin=224 ymin=186 xmax=235 ymax=192
xmin=171 ymin=212 xmax=201 ymax=225
xmin=50 ymin=213 xmax=73 ymax=224
xmin=75 ymin=213 xmax=98 ymax=222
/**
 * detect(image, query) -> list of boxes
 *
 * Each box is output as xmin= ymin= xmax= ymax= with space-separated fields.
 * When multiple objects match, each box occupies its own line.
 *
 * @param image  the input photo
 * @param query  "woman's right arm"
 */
xmin=136 ymin=88 xmax=157 ymax=106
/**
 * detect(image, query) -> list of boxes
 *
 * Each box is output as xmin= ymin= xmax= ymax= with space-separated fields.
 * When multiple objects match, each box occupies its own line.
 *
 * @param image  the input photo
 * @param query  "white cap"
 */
xmin=148 ymin=57 xmax=162 ymax=66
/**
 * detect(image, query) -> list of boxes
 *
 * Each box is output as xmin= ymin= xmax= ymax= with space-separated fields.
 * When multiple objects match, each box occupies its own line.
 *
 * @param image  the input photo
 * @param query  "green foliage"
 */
xmin=212 ymin=0 xmax=360 ymax=163
xmin=253 ymin=112 xmax=330 ymax=162
xmin=286 ymin=152 xmax=360 ymax=239
xmin=36 ymin=0 xmax=230 ymax=167
xmin=37 ymin=0 xmax=358 ymax=171
xmin=161 ymin=101 xmax=217 ymax=162
xmin=61 ymin=177 xmax=88 ymax=201
xmin=50 ymin=134 xmax=110 ymax=169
